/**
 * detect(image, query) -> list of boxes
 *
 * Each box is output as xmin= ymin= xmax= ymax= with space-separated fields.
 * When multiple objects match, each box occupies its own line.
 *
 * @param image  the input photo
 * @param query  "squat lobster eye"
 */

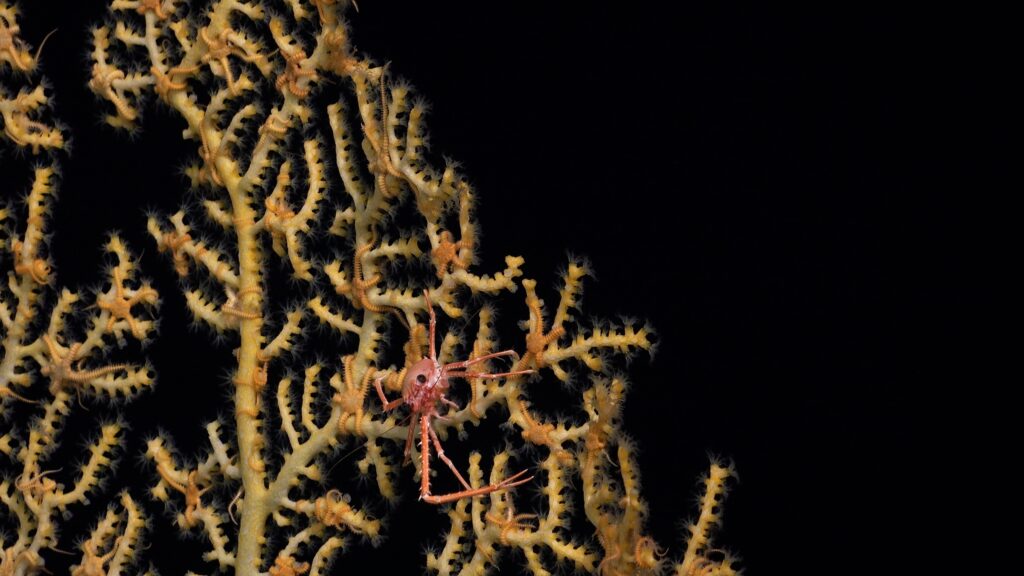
xmin=416 ymin=373 xmax=427 ymax=383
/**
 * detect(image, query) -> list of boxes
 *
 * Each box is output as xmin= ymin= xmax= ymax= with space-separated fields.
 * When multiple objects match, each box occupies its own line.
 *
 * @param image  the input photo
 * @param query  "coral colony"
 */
xmin=1 ymin=1 xmax=737 ymax=574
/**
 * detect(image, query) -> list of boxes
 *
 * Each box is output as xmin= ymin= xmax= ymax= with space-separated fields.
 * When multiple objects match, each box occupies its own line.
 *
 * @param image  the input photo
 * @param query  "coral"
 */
xmin=1 ymin=0 xmax=740 ymax=574
xmin=1 ymin=4 xmax=157 ymax=573
xmin=0 ymin=4 xmax=62 ymax=153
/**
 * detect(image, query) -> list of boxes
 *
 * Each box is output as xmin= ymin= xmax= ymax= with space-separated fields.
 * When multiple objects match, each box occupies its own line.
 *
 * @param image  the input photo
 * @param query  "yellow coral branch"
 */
xmin=678 ymin=463 xmax=737 ymax=576
xmin=55 ymin=424 xmax=121 ymax=508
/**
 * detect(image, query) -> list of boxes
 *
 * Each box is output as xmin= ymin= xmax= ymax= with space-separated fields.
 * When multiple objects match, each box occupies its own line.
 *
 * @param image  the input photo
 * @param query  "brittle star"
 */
xmin=11 ymin=239 xmax=49 ymax=284
xmin=89 ymin=63 xmax=135 ymax=122
xmin=150 ymin=64 xmax=199 ymax=102
xmin=523 ymin=293 xmax=565 ymax=369
xmin=158 ymin=229 xmax=191 ymax=276
xmin=73 ymin=537 xmax=121 ymax=576
xmin=135 ymin=0 xmax=169 ymax=20
xmin=332 ymin=355 xmax=375 ymax=434
xmin=263 ymin=183 xmax=296 ymax=244
xmin=97 ymin=267 xmax=157 ymax=339
xmin=16 ymin=468 xmax=59 ymax=507
xmin=156 ymin=466 xmax=209 ymax=529
xmin=486 ymin=496 xmax=538 ymax=546
xmin=365 ymin=71 xmax=404 ymax=198
xmin=431 ymin=230 xmax=471 ymax=278
xmin=197 ymin=127 xmax=225 ymax=187
xmin=269 ymin=554 xmax=309 ymax=576
xmin=40 ymin=335 xmax=129 ymax=400
xmin=276 ymin=48 xmax=317 ymax=97
xmin=337 ymin=243 xmax=385 ymax=312
xmin=199 ymin=27 xmax=264 ymax=96
xmin=222 ymin=286 xmax=262 ymax=323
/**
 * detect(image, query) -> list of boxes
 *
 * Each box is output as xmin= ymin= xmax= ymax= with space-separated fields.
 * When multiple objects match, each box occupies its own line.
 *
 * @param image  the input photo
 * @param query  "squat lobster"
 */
xmin=375 ymin=290 xmax=534 ymax=504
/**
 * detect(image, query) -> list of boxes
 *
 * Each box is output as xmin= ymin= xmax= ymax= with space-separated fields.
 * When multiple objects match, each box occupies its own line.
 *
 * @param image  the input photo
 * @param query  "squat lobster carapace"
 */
xmin=375 ymin=290 xmax=535 ymax=504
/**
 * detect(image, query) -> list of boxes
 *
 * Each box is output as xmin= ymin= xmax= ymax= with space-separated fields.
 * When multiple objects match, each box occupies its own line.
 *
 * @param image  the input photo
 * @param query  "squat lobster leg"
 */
xmin=373 ymin=290 xmax=535 ymax=504
xmin=419 ymin=410 xmax=532 ymax=504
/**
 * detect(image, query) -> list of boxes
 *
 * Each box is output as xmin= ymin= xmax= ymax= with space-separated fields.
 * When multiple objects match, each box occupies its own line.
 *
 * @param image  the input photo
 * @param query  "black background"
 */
xmin=3 ymin=1 xmax=997 ymax=574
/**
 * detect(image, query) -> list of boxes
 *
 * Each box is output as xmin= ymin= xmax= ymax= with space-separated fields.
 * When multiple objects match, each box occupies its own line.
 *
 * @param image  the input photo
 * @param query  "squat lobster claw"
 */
xmin=375 ymin=289 xmax=535 ymax=504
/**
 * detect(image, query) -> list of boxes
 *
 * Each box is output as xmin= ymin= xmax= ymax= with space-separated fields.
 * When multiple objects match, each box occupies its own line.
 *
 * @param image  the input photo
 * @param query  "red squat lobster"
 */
xmin=375 ymin=290 xmax=534 ymax=504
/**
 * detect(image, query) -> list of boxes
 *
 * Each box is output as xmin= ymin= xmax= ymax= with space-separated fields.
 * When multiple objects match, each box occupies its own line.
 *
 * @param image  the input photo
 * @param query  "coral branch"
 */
xmin=2 ymin=29 xmax=159 ymax=571
xmin=47 ymin=0 xmax=745 ymax=573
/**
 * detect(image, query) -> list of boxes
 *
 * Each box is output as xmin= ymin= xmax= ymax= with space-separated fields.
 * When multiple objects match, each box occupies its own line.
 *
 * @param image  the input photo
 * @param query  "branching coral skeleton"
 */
xmin=2 ymin=8 xmax=159 ymax=573
xmin=0 ymin=6 xmax=63 ymax=153
xmin=1 ymin=0 xmax=740 ymax=575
